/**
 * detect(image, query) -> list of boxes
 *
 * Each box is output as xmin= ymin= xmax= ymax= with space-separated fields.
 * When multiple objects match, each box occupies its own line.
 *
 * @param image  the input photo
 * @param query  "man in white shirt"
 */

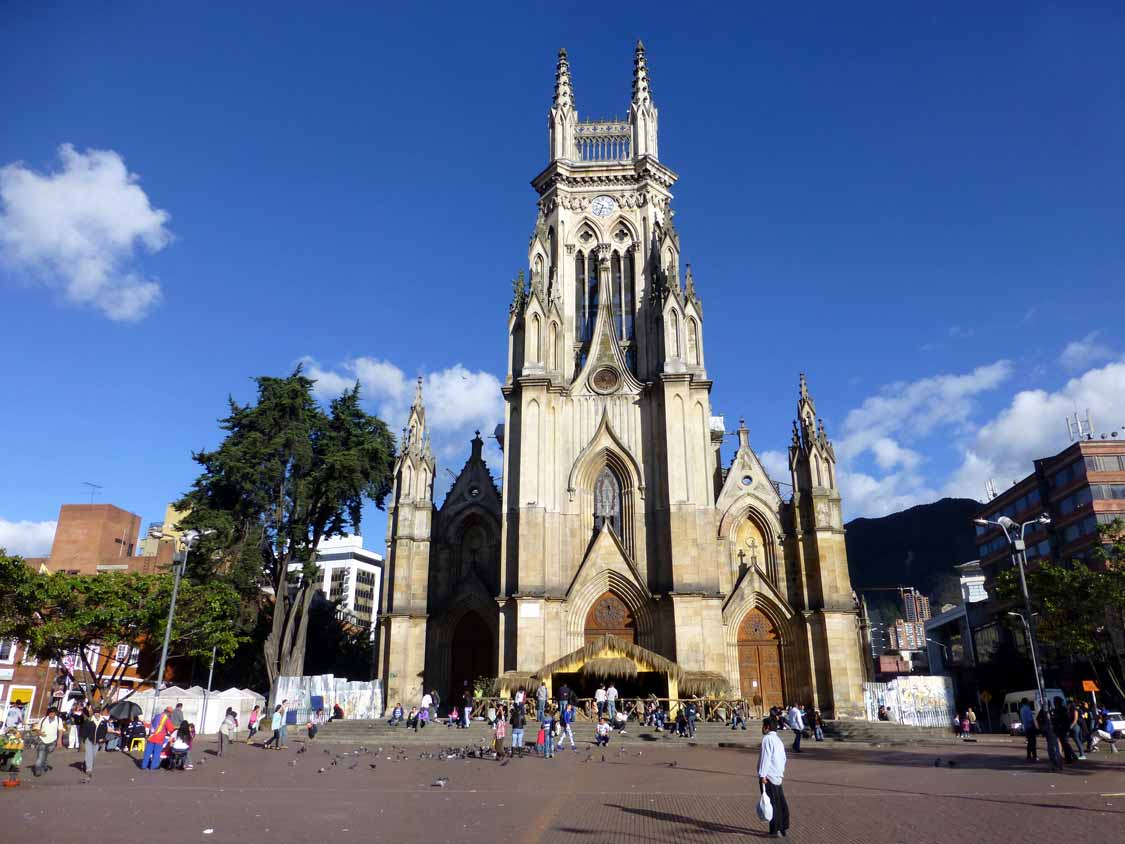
xmin=606 ymin=683 xmax=619 ymax=720
xmin=758 ymin=716 xmax=790 ymax=837
xmin=594 ymin=684 xmax=607 ymax=717
xmin=33 ymin=707 xmax=61 ymax=777
xmin=787 ymin=703 xmax=804 ymax=753
xmin=420 ymin=691 xmax=433 ymax=721
xmin=5 ymin=702 xmax=23 ymax=728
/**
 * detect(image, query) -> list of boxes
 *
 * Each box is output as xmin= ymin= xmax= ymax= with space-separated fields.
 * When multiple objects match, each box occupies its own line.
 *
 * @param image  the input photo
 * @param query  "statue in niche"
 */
xmin=462 ymin=523 xmax=488 ymax=579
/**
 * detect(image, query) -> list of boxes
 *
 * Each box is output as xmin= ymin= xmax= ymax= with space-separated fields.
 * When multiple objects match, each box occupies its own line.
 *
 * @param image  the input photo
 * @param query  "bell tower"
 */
xmin=377 ymin=378 xmax=435 ymax=707
xmin=788 ymin=374 xmax=864 ymax=715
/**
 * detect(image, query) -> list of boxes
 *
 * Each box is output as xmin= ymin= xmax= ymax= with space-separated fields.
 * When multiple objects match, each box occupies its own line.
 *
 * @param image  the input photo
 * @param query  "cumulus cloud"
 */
xmin=302 ymin=356 xmax=506 ymax=495
xmin=944 ymin=360 xmax=1125 ymax=498
xmin=0 ymin=518 xmax=57 ymax=556
xmin=833 ymin=361 xmax=1013 ymax=519
xmin=758 ymin=449 xmax=790 ymax=486
xmin=1059 ymin=331 xmax=1114 ymax=372
xmin=0 ymin=144 xmax=171 ymax=320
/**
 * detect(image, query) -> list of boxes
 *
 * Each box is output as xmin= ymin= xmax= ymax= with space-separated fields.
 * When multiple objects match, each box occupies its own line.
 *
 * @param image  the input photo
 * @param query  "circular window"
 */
xmin=468 ymin=485 xmax=480 ymax=498
xmin=741 ymin=475 xmax=753 ymax=486
xmin=591 ymin=366 xmax=621 ymax=394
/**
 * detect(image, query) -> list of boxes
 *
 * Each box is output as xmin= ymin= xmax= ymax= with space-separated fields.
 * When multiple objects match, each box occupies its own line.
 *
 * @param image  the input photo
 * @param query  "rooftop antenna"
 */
xmin=985 ymin=479 xmax=998 ymax=502
xmin=1066 ymin=409 xmax=1093 ymax=442
xmin=81 ymin=481 xmax=103 ymax=504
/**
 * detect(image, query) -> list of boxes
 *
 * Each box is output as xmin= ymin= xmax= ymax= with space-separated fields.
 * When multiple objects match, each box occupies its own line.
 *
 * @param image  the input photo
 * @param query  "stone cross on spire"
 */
xmin=632 ymin=40 xmax=652 ymax=105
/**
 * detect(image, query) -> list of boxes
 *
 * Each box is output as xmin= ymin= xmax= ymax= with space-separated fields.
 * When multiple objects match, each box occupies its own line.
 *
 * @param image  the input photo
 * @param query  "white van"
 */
xmin=1001 ymin=688 xmax=1065 ymax=734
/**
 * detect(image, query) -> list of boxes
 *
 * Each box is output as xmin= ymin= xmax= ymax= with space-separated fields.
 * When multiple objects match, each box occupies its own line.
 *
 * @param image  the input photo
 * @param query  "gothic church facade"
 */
xmin=377 ymin=44 xmax=867 ymax=717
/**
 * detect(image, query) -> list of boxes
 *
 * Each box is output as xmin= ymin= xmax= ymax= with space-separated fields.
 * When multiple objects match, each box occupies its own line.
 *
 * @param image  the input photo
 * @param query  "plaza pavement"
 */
xmin=1 ymin=733 xmax=1122 ymax=843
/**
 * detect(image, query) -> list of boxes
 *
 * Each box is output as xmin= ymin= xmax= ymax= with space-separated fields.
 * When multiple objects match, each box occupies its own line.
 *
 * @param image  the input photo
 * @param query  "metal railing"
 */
xmin=575 ymin=121 xmax=631 ymax=162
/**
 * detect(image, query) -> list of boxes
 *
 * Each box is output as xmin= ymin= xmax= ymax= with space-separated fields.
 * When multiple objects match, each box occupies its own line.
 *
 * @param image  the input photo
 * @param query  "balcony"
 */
xmin=574 ymin=120 xmax=631 ymax=163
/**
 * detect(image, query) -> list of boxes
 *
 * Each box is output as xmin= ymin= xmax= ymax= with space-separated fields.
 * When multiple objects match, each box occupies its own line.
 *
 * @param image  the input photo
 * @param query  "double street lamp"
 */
xmin=973 ymin=513 xmax=1051 ymax=708
xmin=151 ymin=528 xmax=213 ymax=716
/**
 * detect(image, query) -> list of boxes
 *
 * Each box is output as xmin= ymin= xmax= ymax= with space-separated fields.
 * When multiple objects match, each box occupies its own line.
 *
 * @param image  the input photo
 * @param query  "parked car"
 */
xmin=1105 ymin=711 xmax=1124 ymax=738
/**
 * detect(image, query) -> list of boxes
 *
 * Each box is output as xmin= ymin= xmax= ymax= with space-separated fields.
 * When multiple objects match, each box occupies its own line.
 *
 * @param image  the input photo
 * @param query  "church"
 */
xmin=376 ymin=44 xmax=868 ymax=717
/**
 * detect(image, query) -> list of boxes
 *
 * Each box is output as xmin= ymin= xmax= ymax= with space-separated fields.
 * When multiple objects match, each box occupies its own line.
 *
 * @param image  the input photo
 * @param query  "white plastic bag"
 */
xmin=756 ymin=787 xmax=773 ymax=822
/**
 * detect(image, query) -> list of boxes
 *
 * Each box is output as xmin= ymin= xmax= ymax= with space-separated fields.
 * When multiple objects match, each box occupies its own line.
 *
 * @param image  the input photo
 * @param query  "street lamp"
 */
xmin=973 ymin=514 xmax=1050 ymax=708
xmin=925 ymin=638 xmax=950 ymax=667
xmin=151 ymin=528 xmax=213 ymax=716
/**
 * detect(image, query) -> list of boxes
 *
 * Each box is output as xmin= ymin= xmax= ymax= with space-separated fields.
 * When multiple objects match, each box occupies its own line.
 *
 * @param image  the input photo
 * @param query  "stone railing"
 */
xmin=575 ymin=121 xmax=631 ymax=162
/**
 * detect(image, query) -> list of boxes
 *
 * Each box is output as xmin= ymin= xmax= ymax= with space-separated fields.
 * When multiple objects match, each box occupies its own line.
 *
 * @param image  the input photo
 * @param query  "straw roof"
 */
xmin=490 ymin=671 xmax=537 ymax=694
xmin=679 ymin=670 xmax=730 ymax=697
xmin=535 ymin=634 xmax=684 ymax=681
xmin=580 ymin=657 xmax=638 ymax=679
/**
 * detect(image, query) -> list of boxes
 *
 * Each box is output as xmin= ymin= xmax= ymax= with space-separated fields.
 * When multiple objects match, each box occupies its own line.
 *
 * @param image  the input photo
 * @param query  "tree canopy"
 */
xmin=177 ymin=367 xmax=395 ymax=684
xmin=0 ymin=550 xmax=243 ymax=705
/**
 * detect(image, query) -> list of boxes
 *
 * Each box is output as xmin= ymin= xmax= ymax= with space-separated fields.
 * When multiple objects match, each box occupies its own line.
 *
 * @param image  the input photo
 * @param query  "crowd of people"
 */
xmin=1012 ymin=695 xmax=1119 ymax=770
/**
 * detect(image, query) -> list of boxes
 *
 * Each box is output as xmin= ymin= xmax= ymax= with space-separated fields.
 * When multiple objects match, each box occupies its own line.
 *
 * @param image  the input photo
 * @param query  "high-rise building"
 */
xmin=314 ymin=535 xmax=384 ymax=630
xmin=901 ymin=588 xmax=932 ymax=624
xmin=376 ymin=45 xmax=867 ymax=716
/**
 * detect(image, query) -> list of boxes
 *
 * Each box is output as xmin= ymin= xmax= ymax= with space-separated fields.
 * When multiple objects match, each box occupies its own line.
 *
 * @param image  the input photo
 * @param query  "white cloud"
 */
xmin=838 ymin=360 xmax=1013 ymax=461
xmin=1059 ymin=331 xmax=1113 ymax=372
xmin=302 ymin=356 xmax=506 ymax=494
xmin=0 ymin=518 xmax=57 ymax=556
xmin=0 ymin=144 xmax=171 ymax=320
xmin=944 ymin=360 xmax=1125 ymax=499
xmin=759 ymin=449 xmax=790 ymax=485
xmin=833 ymin=361 xmax=1013 ymax=519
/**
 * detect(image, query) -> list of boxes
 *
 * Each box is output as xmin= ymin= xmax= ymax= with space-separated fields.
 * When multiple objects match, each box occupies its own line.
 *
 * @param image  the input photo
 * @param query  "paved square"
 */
xmin=2 ymin=736 xmax=1122 ymax=843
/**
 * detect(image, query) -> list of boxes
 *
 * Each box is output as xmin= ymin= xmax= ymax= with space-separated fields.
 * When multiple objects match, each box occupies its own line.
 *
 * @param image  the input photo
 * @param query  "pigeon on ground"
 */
xmin=317 ymin=767 xmax=326 ymax=773
xmin=432 ymin=777 xmax=449 ymax=788
xmin=369 ymin=763 xmax=378 ymax=770
xmin=297 ymin=747 xmax=306 ymax=754
xmin=668 ymin=761 xmax=678 ymax=768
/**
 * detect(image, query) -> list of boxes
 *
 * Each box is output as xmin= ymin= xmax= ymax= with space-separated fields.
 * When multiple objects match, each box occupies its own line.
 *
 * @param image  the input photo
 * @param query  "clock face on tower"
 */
xmin=590 ymin=195 xmax=616 ymax=217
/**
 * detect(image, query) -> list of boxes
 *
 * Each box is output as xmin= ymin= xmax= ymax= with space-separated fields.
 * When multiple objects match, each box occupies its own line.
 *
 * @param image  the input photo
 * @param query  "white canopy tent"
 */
xmin=128 ymin=685 xmax=266 ymax=735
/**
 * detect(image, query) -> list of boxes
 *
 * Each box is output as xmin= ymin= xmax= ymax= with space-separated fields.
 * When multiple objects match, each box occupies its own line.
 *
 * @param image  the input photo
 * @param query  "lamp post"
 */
xmin=974 ymin=514 xmax=1050 ymax=707
xmin=925 ymin=638 xmax=950 ymax=668
xmin=151 ymin=529 xmax=212 ymax=717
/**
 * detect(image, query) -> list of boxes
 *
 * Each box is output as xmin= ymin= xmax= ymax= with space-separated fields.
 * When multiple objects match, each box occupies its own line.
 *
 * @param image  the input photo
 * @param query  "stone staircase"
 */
xmin=820 ymin=719 xmax=962 ymax=745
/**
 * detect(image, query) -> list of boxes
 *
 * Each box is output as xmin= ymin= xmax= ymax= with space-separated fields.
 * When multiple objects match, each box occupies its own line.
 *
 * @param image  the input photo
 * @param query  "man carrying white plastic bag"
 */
xmin=758 ymin=716 xmax=790 ymax=837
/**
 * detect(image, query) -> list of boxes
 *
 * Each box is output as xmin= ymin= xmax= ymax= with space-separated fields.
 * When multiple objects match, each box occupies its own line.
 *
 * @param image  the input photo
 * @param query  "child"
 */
xmin=492 ymin=714 xmax=508 ymax=756
xmin=560 ymin=702 xmax=577 ymax=751
xmin=307 ymin=719 xmax=318 ymax=740
xmin=246 ymin=705 xmax=260 ymax=744
xmin=595 ymin=717 xmax=611 ymax=747
xmin=447 ymin=706 xmax=459 ymax=728
xmin=541 ymin=706 xmax=556 ymax=758
xmin=535 ymin=722 xmax=546 ymax=756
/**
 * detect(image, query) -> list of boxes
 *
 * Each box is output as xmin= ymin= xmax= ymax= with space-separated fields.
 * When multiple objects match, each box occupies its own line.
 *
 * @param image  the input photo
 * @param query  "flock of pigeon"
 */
xmin=291 ymin=742 xmax=648 ymax=783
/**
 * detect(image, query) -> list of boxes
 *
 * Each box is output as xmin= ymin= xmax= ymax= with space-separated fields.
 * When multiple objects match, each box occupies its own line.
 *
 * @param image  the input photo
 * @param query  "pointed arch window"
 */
xmin=586 ymin=252 xmax=598 ymax=340
xmin=574 ymin=252 xmax=586 ymax=342
xmin=548 ymin=321 xmax=559 ymax=370
xmin=530 ymin=314 xmax=542 ymax=363
xmin=686 ymin=317 xmax=699 ymax=365
xmin=814 ymin=454 xmax=823 ymax=487
xmin=670 ymin=310 xmax=681 ymax=359
xmin=623 ymin=251 xmax=635 ymax=342
xmin=593 ymin=466 xmax=622 ymax=538
xmin=611 ymin=252 xmax=623 ymax=336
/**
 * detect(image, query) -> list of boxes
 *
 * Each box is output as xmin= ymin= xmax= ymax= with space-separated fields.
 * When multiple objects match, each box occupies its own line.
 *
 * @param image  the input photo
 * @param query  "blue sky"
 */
xmin=2 ymin=2 xmax=1124 ymax=556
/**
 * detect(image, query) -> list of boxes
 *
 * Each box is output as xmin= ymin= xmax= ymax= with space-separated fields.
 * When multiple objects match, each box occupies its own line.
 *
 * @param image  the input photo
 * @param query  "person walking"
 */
xmin=263 ymin=704 xmax=284 ymax=750
xmin=246 ymin=705 xmax=260 ymax=744
xmin=79 ymin=709 xmax=106 ymax=779
xmin=143 ymin=706 xmax=175 ymax=771
xmin=594 ymin=683 xmax=607 ymax=718
xmin=966 ymin=707 xmax=979 ymax=734
xmin=787 ymin=703 xmax=804 ymax=753
xmin=32 ymin=707 xmax=60 ymax=777
xmin=759 ymin=716 xmax=790 ymax=838
xmin=536 ymin=681 xmax=549 ymax=723
xmin=218 ymin=708 xmax=237 ymax=756
xmin=461 ymin=684 xmax=474 ymax=728
xmin=1018 ymin=698 xmax=1038 ymax=761
xmin=492 ymin=713 xmax=508 ymax=757
xmin=509 ymin=703 xmax=526 ymax=756
xmin=560 ymin=702 xmax=578 ymax=751
xmin=278 ymin=700 xmax=290 ymax=749
xmin=812 ymin=709 xmax=824 ymax=742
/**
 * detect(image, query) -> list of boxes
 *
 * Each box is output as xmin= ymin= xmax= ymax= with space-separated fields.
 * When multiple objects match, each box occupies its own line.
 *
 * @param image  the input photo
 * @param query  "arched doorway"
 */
xmin=584 ymin=591 xmax=635 ymax=644
xmin=449 ymin=611 xmax=495 ymax=702
xmin=737 ymin=609 xmax=784 ymax=710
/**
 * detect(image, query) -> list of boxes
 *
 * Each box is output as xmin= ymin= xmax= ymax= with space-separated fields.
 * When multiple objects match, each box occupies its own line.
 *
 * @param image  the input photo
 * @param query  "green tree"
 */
xmin=0 ymin=550 xmax=243 ymax=706
xmin=995 ymin=519 xmax=1125 ymax=695
xmin=178 ymin=368 xmax=395 ymax=684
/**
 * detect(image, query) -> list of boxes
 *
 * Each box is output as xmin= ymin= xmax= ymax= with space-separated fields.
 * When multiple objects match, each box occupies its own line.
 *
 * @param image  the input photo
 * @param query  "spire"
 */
xmin=737 ymin=417 xmax=751 ymax=451
xmin=799 ymin=372 xmax=809 ymax=402
xmin=684 ymin=263 xmax=696 ymax=298
xmin=412 ymin=375 xmax=424 ymax=409
xmin=553 ymin=48 xmax=575 ymax=112
xmin=404 ymin=376 xmax=427 ymax=451
xmin=632 ymin=40 xmax=651 ymax=105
